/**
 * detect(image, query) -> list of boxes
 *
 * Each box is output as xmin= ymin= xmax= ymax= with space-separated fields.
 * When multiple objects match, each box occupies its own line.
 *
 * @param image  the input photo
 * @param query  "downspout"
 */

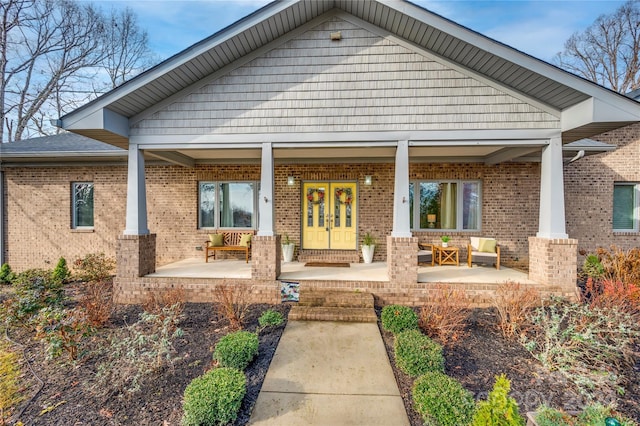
xmin=0 ymin=170 xmax=4 ymax=265
xmin=567 ymin=150 xmax=585 ymax=164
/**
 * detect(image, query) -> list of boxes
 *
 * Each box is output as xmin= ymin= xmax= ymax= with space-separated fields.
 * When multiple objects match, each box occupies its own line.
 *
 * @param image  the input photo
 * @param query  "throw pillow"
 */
xmin=239 ymin=234 xmax=252 ymax=247
xmin=209 ymin=234 xmax=224 ymax=247
xmin=478 ymin=238 xmax=496 ymax=253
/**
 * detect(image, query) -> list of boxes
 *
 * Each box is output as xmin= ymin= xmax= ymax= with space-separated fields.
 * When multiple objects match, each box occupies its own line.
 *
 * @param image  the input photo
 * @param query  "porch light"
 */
xmin=287 ymin=176 xmax=295 ymax=186
xmin=364 ymin=175 xmax=372 ymax=186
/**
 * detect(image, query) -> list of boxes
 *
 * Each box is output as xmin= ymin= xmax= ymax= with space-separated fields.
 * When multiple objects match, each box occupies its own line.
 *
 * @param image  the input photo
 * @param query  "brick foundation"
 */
xmin=116 ymin=234 xmax=157 ymax=277
xmin=251 ymin=235 xmax=281 ymax=280
xmin=528 ymin=237 xmax=578 ymax=300
xmin=386 ymin=236 xmax=418 ymax=286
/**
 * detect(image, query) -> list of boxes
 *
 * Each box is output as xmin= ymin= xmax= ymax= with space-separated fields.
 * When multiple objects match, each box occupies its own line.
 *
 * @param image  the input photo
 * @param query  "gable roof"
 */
xmin=60 ymin=0 xmax=640 ymax=148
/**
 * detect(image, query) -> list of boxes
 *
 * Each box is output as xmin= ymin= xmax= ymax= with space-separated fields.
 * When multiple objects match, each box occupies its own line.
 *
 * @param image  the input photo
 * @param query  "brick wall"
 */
xmin=565 ymin=123 xmax=640 ymax=264
xmin=3 ymin=161 xmax=542 ymax=272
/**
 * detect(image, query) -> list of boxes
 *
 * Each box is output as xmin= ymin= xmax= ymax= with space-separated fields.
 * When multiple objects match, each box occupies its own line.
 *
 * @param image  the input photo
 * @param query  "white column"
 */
xmin=537 ymin=136 xmax=568 ymax=239
xmin=124 ymin=144 xmax=149 ymax=235
xmin=392 ymin=140 xmax=412 ymax=237
xmin=258 ymin=142 xmax=274 ymax=236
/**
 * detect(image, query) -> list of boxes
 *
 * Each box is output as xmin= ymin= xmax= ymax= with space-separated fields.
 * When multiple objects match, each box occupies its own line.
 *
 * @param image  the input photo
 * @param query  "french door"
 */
xmin=302 ymin=182 xmax=357 ymax=250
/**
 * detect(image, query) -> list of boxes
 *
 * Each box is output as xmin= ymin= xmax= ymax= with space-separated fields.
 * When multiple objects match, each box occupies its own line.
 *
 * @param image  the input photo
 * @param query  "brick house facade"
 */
xmin=2 ymin=0 xmax=640 ymax=305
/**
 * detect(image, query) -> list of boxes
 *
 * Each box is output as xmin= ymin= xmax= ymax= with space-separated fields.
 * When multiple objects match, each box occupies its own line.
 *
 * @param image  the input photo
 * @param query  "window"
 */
xmin=613 ymin=183 xmax=639 ymax=231
xmin=409 ymin=180 xmax=481 ymax=231
xmin=72 ymin=182 xmax=94 ymax=228
xmin=198 ymin=181 xmax=257 ymax=229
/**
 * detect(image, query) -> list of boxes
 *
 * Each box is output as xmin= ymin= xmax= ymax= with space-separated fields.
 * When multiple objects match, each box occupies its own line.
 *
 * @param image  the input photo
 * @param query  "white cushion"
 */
xmin=470 ymin=237 xmax=481 ymax=250
xmin=470 ymin=250 xmax=498 ymax=258
xmin=417 ymin=250 xmax=432 ymax=256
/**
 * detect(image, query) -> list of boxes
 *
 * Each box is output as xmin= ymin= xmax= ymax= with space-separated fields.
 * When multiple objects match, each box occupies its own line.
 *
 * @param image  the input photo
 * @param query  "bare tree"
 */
xmin=0 ymin=0 xmax=155 ymax=142
xmin=554 ymin=0 xmax=640 ymax=94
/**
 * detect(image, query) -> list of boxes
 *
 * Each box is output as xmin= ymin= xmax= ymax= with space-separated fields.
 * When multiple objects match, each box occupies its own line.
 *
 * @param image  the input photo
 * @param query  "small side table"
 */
xmin=435 ymin=246 xmax=459 ymax=266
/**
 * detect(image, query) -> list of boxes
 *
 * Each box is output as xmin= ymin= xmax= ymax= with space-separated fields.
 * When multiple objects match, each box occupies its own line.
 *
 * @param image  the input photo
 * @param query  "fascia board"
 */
xmin=62 ymin=109 xmax=129 ymax=138
xmin=561 ymin=97 xmax=640 ymax=132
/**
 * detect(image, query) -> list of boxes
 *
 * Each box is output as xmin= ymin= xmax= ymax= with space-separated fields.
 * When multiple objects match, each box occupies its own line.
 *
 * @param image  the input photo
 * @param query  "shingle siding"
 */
xmin=131 ymin=17 xmax=558 ymax=137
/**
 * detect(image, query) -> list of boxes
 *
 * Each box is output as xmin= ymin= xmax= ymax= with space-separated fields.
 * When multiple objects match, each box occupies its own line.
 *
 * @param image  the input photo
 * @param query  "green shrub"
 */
xmin=412 ymin=371 xmax=475 ymax=426
xmin=8 ymin=269 xmax=65 ymax=322
xmin=533 ymin=403 xmax=637 ymax=426
xmin=182 ymin=367 xmax=246 ymax=426
xmin=533 ymin=405 xmax=572 ymax=426
xmin=0 ymin=264 xmax=15 ymax=285
xmin=381 ymin=304 xmax=418 ymax=334
xmin=52 ymin=257 xmax=71 ymax=284
xmin=582 ymin=254 xmax=604 ymax=279
xmin=472 ymin=374 xmax=525 ymax=426
xmin=258 ymin=309 xmax=284 ymax=328
xmin=35 ymin=307 xmax=93 ymax=360
xmin=214 ymin=330 xmax=259 ymax=371
xmin=394 ymin=329 xmax=444 ymax=377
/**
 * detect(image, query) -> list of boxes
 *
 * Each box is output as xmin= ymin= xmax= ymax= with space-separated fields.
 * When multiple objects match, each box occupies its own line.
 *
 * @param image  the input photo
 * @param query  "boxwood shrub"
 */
xmin=258 ymin=309 xmax=284 ymax=328
xmin=381 ymin=305 xmax=418 ymax=334
xmin=182 ymin=367 xmax=246 ymax=426
xmin=213 ymin=330 xmax=259 ymax=371
xmin=412 ymin=371 xmax=475 ymax=426
xmin=394 ymin=329 xmax=444 ymax=377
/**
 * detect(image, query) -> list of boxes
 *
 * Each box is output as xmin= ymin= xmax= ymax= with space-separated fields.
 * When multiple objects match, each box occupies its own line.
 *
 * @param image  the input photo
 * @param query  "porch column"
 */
xmin=252 ymin=142 xmax=280 ymax=280
xmin=0 ymin=170 xmax=4 ymax=265
xmin=117 ymin=143 xmax=155 ymax=280
xmin=529 ymin=135 xmax=578 ymax=299
xmin=258 ymin=142 xmax=274 ymax=237
xmin=124 ymin=143 xmax=149 ymax=236
xmin=537 ymin=136 xmax=567 ymax=239
xmin=392 ymin=140 xmax=411 ymax=237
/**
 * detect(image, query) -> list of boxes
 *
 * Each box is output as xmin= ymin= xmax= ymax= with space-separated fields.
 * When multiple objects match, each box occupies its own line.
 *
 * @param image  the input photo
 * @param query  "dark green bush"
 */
xmin=52 ymin=257 xmax=71 ymax=284
xmin=412 ymin=371 xmax=475 ymax=426
xmin=472 ymin=374 xmax=524 ymax=426
xmin=394 ymin=330 xmax=444 ymax=377
xmin=213 ymin=330 xmax=259 ymax=371
xmin=0 ymin=263 xmax=15 ymax=285
xmin=381 ymin=304 xmax=418 ymax=334
xmin=182 ymin=367 xmax=246 ymax=426
xmin=582 ymin=254 xmax=604 ymax=279
xmin=258 ymin=309 xmax=284 ymax=328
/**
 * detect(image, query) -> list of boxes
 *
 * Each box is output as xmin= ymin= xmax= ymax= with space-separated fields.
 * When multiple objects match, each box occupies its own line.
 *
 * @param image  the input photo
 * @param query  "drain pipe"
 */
xmin=566 ymin=150 xmax=585 ymax=164
xmin=0 ymin=170 xmax=4 ymax=265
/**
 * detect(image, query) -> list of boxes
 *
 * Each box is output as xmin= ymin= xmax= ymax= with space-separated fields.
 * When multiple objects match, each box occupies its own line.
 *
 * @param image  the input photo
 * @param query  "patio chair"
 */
xmin=418 ymin=243 xmax=434 ymax=266
xmin=467 ymin=237 xmax=500 ymax=270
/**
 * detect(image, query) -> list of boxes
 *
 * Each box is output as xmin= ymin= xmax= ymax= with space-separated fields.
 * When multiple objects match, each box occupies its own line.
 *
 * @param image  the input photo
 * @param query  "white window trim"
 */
xmin=198 ymin=181 xmax=259 ymax=230
xmin=613 ymin=182 xmax=640 ymax=232
xmin=410 ymin=179 xmax=482 ymax=232
xmin=71 ymin=182 xmax=94 ymax=229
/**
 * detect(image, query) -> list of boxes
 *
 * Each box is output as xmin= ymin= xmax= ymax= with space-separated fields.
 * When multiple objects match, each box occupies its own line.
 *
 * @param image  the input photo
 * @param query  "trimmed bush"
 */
xmin=214 ymin=331 xmax=258 ymax=371
xmin=52 ymin=257 xmax=71 ymax=284
xmin=0 ymin=264 xmax=15 ymax=285
xmin=394 ymin=330 xmax=444 ymax=377
xmin=412 ymin=371 xmax=475 ymax=426
xmin=472 ymin=374 xmax=525 ymax=426
xmin=381 ymin=305 xmax=418 ymax=334
xmin=258 ymin=309 xmax=284 ymax=328
xmin=182 ymin=367 xmax=246 ymax=426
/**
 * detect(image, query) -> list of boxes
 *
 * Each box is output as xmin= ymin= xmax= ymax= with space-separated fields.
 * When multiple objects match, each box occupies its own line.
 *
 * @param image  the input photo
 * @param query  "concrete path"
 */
xmin=249 ymin=321 xmax=410 ymax=426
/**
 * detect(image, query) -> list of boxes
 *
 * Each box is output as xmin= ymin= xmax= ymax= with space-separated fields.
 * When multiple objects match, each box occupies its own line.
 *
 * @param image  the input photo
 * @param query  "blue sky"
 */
xmin=92 ymin=0 xmax=625 ymax=62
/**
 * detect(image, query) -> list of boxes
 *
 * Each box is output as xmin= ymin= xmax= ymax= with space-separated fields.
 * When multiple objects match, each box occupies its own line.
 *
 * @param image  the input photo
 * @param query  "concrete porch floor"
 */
xmin=147 ymin=258 xmax=534 ymax=284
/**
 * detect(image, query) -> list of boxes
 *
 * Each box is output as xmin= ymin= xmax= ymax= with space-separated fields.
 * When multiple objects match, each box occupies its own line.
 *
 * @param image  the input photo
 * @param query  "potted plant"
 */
xmin=361 ymin=232 xmax=376 ymax=264
xmin=282 ymin=234 xmax=295 ymax=263
xmin=440 ymin=235 xmax=451 ymax=248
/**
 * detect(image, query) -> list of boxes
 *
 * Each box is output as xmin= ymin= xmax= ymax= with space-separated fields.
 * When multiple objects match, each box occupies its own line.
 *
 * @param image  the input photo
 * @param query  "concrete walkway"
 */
xmin=249 ymin=321 xmax=410 ymax=426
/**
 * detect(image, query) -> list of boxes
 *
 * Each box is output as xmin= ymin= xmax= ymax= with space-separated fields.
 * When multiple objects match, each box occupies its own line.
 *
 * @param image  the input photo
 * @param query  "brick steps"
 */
xmin=289 ymin=289 xmax=377 ymax=323
xmin=297 ymin=250 xmax=360 ymax=264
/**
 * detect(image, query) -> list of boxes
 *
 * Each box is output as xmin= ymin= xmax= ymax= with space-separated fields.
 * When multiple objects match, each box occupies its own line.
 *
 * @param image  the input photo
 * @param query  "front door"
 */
xmin=302 ymin=182 xmax=357 ymax=250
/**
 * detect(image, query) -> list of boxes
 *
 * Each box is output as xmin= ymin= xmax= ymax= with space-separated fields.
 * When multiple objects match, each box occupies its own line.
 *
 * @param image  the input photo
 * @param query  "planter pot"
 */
xmin=442 ymin=242 xmax=448 ymax=248
xmin=282 ymin=243 xmax=295 ymax=263
xmin=361 ymin=244 xmax=375 ymax=263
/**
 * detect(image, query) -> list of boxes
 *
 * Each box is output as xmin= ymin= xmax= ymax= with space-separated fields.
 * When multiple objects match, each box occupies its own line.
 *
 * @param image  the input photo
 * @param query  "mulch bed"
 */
xmin=377 ymin=307 xmax=640 ymax=425
xmin=5 ymin=290 xmax=639 ymax=425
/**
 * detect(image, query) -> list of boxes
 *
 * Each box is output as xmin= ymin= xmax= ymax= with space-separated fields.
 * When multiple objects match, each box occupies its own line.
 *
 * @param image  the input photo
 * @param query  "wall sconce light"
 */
xmin=330 ymin=31 xmax=341 ymax=41
xmin=427 ymin=214 xmax=436 ymax=228
xmin=364 ymin=175 xmax=372 ymax=186
xmin=287 ymin=176 xmax=295 ymax=186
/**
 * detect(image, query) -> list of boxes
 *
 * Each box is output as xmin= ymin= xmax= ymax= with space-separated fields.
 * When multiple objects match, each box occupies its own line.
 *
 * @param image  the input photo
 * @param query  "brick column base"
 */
xmin=387 ymin=236 xmax=418 ymax=286
xmin=252 ymin=235 xmax=281 ymax=280
xmin=528 ymin=237 xmax=578 ymax=299
xmin=116 ymin=234 xmax=156 ymax=278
